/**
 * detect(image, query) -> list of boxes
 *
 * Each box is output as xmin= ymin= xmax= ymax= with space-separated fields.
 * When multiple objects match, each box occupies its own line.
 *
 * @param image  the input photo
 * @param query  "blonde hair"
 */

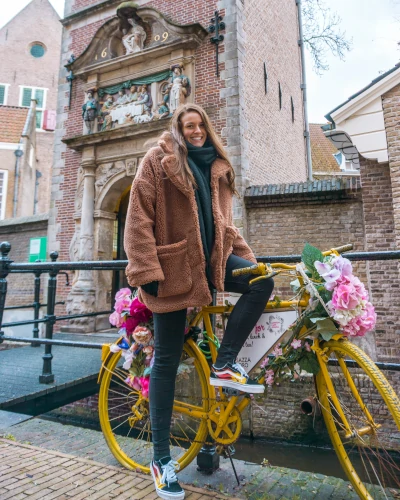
xmin=169 ymin=103 xmax=237 ymax=195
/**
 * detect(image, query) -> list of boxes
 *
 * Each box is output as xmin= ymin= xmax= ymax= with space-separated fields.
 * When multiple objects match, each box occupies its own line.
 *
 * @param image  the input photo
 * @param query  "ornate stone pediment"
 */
xmin=66 ymin=4 xmax=207 ymax=77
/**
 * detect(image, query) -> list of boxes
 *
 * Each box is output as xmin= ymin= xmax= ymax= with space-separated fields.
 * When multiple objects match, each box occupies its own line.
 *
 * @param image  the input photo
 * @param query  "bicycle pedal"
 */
xmin=221 ymin=387 xmax=241 ymax=397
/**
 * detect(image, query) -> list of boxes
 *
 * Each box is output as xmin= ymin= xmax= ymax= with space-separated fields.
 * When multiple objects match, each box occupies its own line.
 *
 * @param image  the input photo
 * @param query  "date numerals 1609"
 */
xmin=94 ymin=48 xmax=108 ymax=61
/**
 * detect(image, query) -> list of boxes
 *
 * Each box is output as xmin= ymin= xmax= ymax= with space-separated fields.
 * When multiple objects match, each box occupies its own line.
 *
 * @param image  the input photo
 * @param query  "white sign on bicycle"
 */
xmin=237 ymin=310 xmax=298 ymax=372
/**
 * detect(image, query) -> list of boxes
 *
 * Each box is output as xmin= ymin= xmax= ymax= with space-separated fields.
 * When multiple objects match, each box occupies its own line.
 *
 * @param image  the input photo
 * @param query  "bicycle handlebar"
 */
xmin=232 ymin=244 xmax=354 ymax=278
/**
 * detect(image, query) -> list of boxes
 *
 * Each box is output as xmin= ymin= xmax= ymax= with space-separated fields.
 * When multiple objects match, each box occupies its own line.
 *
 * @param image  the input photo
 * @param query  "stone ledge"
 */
xmin=245 ymin=178 xmax=361 ymax=207
xmin=63 ymin=118 xmax=170 ymax=151
xmin=0 ymin=213 xmax=49 ymax=229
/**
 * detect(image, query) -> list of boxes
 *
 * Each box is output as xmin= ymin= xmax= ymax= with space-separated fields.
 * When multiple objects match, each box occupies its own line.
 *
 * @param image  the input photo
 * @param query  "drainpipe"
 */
xmin=296 ymin=0 xmax=313 ymax=181
xmin=34 ymin=170 xmax=42 ymax=215
xmin=13 ymin=144 xmax=24 ymax=218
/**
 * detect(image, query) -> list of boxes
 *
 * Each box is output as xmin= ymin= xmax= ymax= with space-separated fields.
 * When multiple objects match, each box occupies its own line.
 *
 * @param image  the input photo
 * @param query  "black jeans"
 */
xmin=149 ymin=254 xmax=274 ymax=461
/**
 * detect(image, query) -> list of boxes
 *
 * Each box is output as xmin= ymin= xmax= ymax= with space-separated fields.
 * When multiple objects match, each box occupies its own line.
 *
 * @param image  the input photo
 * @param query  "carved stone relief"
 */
xmin=95 ymin=160 xmax=126 ymax=199
xmin=126 ymin=157 xmax=138 ymax=177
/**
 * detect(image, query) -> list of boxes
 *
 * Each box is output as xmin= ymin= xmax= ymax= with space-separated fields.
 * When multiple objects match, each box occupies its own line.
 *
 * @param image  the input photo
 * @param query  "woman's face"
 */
xmin=181 ymin=111 xmax=207 ymax=147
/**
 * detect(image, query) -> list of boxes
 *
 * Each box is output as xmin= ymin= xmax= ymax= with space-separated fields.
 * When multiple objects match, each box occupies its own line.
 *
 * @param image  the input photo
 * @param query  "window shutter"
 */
xmin=22 ymin=88 xmax=32 ymax=107
xmin=34 ymin=89 xmax=44 ymax=108
xmin=0 ymin=86 xmax=5 ymax=105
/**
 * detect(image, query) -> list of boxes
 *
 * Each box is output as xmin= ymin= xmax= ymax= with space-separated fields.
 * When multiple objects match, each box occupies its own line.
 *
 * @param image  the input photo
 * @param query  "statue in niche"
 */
xmin=115 ymin=88 xmax=129 ymax=107
xmin=167 ymin=64 xmax=191 ymax=114
xmin=82 ymin=89 xmax=98 ymax=134
xmin=122 ymin=18 xmax=147 ymax=55
xmin=154 ymin=85 xmax=170 ymax=120
xmin=100 ymin=95 xmax=115 ymax=131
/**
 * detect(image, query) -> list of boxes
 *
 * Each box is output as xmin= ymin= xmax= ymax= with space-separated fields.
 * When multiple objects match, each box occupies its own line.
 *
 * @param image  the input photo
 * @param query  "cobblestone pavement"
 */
xmin=1 ymin=416 xmax=399 ymax=499
xmin=0 ymin=439 xmax=236 ymax=500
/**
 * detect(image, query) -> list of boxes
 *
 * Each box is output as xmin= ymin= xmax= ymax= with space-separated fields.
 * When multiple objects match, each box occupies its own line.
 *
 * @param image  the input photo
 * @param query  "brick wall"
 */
xmin=0 ymin=0 xmax=62 ymax=216
xmin=242 ymin=0 xmax=306 ymax=185
xmin=359 ymin=157 xmax=400 ymax=362
xmin=0 ymin=216 xmax=48 ymax=308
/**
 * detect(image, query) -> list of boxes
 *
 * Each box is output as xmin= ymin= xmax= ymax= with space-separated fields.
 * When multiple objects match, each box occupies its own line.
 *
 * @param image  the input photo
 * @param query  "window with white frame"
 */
xmin=0 ymin=170 xmax=8 ymax=220
xmin=0 ymin=84 xmax=9 ymax=105
xmin=19 ymin=86 xmax=47 ymax=129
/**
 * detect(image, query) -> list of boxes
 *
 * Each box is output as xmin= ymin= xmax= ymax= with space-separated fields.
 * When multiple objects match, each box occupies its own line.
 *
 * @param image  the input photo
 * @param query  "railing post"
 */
xmin=39 ymin=251 xmax=58 ymax=384
xmin=0 ymin=242 xmax=12 ymax=345
xmin=31 ymin=260 xmax=42 ymax=347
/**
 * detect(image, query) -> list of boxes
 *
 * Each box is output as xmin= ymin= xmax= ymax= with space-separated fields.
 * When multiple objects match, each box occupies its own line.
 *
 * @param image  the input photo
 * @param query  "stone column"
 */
xmin=65 ymin=151 xmax=97 ymax=333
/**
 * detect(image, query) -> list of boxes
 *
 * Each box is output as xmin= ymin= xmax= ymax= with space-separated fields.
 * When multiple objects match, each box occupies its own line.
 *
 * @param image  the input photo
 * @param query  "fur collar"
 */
xmin=158 ymin=131 xmax=231 ymax=197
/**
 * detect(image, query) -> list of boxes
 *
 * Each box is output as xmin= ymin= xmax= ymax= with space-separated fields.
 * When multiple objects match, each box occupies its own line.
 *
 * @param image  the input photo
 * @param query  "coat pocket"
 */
xmin=156 ymin=239 xmax=192 ymax=298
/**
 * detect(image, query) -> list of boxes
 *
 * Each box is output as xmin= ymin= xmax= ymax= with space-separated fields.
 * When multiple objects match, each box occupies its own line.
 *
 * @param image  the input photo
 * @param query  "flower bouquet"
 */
xmin=109 ymin=288 xmax=195 ymax=398
xmin=258 ymin=243 xmax=377 ymax=386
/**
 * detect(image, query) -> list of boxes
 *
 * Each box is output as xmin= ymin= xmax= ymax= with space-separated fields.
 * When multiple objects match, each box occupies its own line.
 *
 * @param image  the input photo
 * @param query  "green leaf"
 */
xmin=298 ymin=352 xmax=320 ymax=374
xmin=313 ymin=317 xmax=339 ymax=341
xmin=301 ymin=243 xmax=324 ymax=276
xmin=290 ymin=278 xmax=301 ymax=292
xmin=143 ymin=367 xmax=152 ymax=376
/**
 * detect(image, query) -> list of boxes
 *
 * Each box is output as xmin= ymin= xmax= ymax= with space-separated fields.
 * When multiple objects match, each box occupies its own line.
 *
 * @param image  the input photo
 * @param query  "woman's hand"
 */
xmin=141 ymin=281 xmax=159 ymax=297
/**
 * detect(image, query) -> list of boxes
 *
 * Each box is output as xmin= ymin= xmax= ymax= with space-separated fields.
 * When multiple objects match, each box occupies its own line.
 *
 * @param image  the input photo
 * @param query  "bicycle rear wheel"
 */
xmin=98 ymin=338 xmax=210 ymax=473
xmin=316 ymin=339 xmax=400 ymax=499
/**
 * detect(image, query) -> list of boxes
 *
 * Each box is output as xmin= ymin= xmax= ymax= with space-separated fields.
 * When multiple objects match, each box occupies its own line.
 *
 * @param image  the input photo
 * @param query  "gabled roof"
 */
xmin=0 ymin=106 xmax=29 ymax=143
xmin=325 ymin=62 xmax=400 ymax=123
xmin=310 ymin=123 xmax=341 ymax=173
xmin=0 ymin=0 xmax=59 ymax=32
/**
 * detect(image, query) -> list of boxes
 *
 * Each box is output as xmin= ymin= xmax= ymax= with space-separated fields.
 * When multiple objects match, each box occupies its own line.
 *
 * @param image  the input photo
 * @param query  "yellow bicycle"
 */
xmin=98 ymin=245 xmax=400 ymax=500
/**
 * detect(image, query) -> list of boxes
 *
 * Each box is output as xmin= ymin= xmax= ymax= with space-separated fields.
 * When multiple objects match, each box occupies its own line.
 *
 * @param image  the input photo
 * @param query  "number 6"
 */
xmin=101 ymin=48 xmax=107 ymax=58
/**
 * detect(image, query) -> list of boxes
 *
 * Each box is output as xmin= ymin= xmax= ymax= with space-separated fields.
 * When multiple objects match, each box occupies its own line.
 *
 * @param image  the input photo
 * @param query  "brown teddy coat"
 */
xmin=124 ymin=131 xmax=256 ymax=313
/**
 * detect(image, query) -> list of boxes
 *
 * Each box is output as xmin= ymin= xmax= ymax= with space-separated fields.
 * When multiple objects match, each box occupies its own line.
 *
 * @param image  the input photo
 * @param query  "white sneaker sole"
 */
xmin=150 ymin=464 xmax=185 ymax=500
xmin=210 ymin=377 xmax=265 ymax=394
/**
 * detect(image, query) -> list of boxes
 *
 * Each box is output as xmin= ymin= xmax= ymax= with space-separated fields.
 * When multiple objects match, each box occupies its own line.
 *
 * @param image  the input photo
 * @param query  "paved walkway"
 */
xmin=0 ymin=332 xmax=118 ymax=411
xmin=2 ymin=415 xmax=399 ymax=499
xmin=0 ymin=439 xmax=235 ymax=500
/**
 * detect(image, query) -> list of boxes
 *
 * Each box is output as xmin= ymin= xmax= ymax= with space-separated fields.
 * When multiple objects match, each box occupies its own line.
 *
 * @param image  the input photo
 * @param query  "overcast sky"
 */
xmin=0 ymin=0 xmax=399 ymax=123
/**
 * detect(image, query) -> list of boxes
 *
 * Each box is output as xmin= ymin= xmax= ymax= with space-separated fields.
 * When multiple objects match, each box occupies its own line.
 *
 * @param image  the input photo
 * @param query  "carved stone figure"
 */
xmin=100 ymin=95 xmax=115 ymax=131
xmin=128 ymin=85 xmax=138 ymax=102
xmin=168 ymin=64 xmax=191 ymax=113
xmin=115 ymin=89 xmax=129 ymax=106
xmin=122 ymin=19 xmax=147 ymax=54
xmin=134 ymin=84 xmax=153 ymax=114
xmin=126 ymin=158 xmax=138 ymax=176
xmin=82 ymin=89 xmax=98 ymax=134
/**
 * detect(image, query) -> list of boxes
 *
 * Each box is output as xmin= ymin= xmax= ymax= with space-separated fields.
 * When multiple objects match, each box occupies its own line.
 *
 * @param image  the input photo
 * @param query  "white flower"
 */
xmin=110 ymin=344 xmax=121 ymax=353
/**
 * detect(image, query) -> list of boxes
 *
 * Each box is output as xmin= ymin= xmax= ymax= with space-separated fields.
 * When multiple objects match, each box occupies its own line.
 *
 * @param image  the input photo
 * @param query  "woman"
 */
xmin=124 ymin=103 xmax=274 ymax=499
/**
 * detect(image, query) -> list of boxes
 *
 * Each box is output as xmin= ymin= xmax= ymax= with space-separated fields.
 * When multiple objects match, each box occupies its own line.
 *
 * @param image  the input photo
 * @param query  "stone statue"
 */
xmin=122 ymin=19 xmax=147 ymax=54
xmin=168 ymin=64 xmax=191 ymax=113
xmin=128 ymin=85 xmax=138 ymax=102
xmin=100 ymin=95 xmax=115 ymax=131
xmin=82 ymin=89 xmax=98 ymax=134
xmin=115 ymin=89 xmax=129 ymax=107
xmin=154 ymin=88 xmax=170 ymax=119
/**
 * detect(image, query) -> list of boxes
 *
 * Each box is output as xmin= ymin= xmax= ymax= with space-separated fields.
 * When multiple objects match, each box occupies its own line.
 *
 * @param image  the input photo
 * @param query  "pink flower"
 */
xmin=331 ymin=282 xmax=359 ymax=311
xmin=115 ymin=297 xmax=131 ymax=314
xmin=109 ymin=311 xmax=123 ymax=327
xmin=139 ymin=376 xmax=150 ymax=399
xmin=115 ymin=288 xmax=132 ymax=300
xmin=332 ymin=255 xmax=353 ymax=278
xmin=125 ymin=375 xmax=141 ymax=391
xmin=260 ymin=357 xmax=269 ymax=368
xmin=341 ymin=303 xmax=376 ymax=337
xmin=304 ymin=341 xmax=312 ymax=352
xmin=265 ymin=370 xmax=274 ymax=386
xmin=130 ymin=297 xmax=153 ymax=323
xmin=291 ymin=339 xmax=302 ymax=350
xmin=272 ymin=345 xmax=283 ymax=357
xmin=125 ymin=316 xmax=140 ymax=335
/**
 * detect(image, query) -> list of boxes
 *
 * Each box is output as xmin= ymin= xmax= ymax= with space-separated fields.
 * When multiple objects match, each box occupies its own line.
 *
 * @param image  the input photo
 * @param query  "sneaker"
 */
xmin=210 ymin=362 xmax=265 ymax=394
xmin=150 ymin=457 xmax=185 ymax=499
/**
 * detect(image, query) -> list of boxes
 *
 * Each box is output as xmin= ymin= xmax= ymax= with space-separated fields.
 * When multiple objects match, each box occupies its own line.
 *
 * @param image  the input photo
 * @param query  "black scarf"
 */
xmin=186 ymin=139 xmax=218 ymax=283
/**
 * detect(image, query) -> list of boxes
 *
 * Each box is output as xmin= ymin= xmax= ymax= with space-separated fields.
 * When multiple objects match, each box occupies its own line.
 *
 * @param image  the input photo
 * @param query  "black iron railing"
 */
xmin=0 ymin=241 xmax=399 ymax=384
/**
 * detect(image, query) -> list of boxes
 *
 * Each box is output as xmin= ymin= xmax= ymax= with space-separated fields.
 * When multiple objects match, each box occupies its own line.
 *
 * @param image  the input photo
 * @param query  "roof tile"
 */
xmin=0 ymin=106 xmax=29 ymax=143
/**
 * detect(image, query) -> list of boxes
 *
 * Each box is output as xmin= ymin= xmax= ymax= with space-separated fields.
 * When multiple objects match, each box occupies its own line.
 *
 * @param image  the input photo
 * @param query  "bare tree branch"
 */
xmin=302 ymin=0 xmax=352 ymax=75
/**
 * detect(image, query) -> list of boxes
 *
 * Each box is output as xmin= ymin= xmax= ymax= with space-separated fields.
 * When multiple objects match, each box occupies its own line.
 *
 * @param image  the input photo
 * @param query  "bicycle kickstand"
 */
xmin=226 ymin=446 xmax=240 ymax=486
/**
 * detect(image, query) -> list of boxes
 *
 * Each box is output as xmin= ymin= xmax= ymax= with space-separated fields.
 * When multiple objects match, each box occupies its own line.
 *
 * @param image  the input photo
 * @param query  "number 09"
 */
xmin=154 ymin=32 xmax=169 ymax=42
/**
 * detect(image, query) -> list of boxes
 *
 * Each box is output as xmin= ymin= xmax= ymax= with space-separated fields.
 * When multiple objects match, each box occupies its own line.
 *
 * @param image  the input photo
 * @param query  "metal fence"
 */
xmin=0 ymin=241 xmax=399 ymax=384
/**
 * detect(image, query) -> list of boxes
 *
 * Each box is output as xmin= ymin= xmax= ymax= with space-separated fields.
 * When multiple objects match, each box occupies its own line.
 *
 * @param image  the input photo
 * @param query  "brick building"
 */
xmin=53 ymin=0 xmax=307 ymax=332
xmin=0 ymin=0 xmax=62 ymax=336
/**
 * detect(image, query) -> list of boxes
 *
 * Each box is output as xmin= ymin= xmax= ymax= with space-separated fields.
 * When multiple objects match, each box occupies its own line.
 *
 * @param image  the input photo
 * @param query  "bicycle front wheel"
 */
xmin=316 ymin=339 xmax=400 ymax=499
xmin=98 ymin=338 xmax=210 ymax=473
